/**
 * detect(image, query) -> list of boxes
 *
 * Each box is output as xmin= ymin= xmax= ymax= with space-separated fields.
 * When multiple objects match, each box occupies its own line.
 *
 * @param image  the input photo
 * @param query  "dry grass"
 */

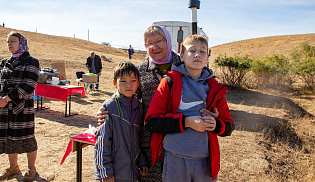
xmin=0 ymin=26 xmax=314 ymax=182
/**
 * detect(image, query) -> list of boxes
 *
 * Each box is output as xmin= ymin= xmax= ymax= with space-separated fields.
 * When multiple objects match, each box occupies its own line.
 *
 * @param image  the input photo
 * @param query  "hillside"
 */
xmin=209 ymin=33 xmax=315 ymax=62
xmin=0 ymin=27 xmax=314 ymax=182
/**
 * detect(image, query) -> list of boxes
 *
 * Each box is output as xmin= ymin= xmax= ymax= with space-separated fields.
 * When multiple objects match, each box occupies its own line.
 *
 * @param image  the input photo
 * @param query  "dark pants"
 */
xmin=89 ymin=73 xmax=100 ymax=89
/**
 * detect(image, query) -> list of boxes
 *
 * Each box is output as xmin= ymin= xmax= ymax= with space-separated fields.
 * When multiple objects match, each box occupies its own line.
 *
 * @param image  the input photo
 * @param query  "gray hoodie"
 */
xmin=163 ymin=63 xmax=214 ymax=158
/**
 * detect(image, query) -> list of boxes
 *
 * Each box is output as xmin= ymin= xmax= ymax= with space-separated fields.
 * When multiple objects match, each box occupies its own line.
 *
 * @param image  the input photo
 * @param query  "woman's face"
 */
xmin=7 ymin=35 xmax=19 ymax=54
xmin=145 ymin=33 xmax=168 ymax=62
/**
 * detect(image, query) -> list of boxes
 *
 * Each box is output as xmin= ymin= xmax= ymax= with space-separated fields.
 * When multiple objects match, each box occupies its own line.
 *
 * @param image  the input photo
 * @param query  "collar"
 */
xmin=115 ymin=91 xmax=140 ymax=111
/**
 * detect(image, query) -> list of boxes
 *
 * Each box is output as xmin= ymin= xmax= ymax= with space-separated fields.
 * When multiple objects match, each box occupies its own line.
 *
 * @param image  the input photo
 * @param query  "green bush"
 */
xmin=214 ymin=54 xmax=252 ymax=86
xmin=290 ymin=42 xmax=315 ymax=90
xmin=251 ymin=54 xmax=292 ymax=89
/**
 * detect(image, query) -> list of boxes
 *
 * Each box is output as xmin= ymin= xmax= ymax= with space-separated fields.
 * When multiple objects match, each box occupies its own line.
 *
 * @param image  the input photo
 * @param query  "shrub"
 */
xmin=214 ymin=54 xmax=252 ymax=86
xmin=290 ymin=42 xmax=315 ymax=90
xmin=250 ymin=54 xmax=292 ymax=89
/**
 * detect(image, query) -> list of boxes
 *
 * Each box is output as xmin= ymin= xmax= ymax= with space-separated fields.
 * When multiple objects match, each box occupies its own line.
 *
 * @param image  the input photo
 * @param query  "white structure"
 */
xmin=153 ymin=21 xmax=208 ymax=54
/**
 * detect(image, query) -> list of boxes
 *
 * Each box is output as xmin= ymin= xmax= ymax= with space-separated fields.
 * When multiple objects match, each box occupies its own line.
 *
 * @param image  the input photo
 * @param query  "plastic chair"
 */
xmin=76 ymin=71 xmax=85 ymax=86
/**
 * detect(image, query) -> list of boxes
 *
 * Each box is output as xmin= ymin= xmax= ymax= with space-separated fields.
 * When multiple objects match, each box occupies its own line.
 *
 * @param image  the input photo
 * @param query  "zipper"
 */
xmin=207 ymin=85 xmax=226 ymax=110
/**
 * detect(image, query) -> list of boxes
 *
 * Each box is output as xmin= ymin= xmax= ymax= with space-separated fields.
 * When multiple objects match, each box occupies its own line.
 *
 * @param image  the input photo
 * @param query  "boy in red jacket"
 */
xmin=144 ymin=35 xmax=235 ymax=182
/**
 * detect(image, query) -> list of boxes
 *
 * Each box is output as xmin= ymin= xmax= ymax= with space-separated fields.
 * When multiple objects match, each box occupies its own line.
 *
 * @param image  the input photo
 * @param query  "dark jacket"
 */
xmin=94 ymin=92 xmax=147 ymax=182
xmin=86 ymin=55 xmax=102 ymax=73
xmin=144 ymin=70 xmax=235 ymax=181
xmin=0 ymin=51 xmax=40 ymax=141
xmin=136 ymin=52 xmax=180 ymax=181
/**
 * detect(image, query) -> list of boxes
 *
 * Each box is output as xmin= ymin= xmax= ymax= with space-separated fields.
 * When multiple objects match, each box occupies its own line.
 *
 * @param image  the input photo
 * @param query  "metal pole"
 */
xmin=191 ymin=7 xmax=198 ymax=34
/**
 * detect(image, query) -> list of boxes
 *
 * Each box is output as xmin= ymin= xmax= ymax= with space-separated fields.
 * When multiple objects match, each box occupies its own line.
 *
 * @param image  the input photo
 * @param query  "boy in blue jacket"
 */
xmin=94 ymin=61 xmax=148 ymax=182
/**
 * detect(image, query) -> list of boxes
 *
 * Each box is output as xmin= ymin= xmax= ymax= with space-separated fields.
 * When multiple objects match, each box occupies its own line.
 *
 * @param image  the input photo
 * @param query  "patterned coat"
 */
xmin=0 ymin=52 xmax=40 ymax=142
xmin=136 ymin=51 xmax=180 ymax=182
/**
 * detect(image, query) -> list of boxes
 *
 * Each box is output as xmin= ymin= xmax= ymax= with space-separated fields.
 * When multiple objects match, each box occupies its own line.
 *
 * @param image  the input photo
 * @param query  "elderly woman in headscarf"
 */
xmin=96 ymin=25 xmax=218 ymax=182
xmin=0 ymin=32 xmax=40 ymax=181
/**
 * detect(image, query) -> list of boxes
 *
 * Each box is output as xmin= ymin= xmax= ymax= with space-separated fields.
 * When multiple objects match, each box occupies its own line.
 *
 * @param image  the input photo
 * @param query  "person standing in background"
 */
xmin=0 ymin=31 xmax=40 ymax=181
xmin=86 ymin=51 xmax=102 ymax=90
xmin=128 ymin=45 xmax=134 ymax=60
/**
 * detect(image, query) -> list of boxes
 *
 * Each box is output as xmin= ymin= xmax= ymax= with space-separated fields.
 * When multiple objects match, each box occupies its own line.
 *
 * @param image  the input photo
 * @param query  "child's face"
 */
xmin=180 ymin=41 xmax=209 ymax=72
xmin=113 ymin=73 xmax=139 ymax=99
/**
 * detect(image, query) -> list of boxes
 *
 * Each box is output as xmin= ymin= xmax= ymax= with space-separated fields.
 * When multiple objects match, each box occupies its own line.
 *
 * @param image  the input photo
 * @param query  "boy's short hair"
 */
xmin=180 ymin=34 xmax=208 ymax=54
xmin=114 ymin=61 xmax=139 ymax=82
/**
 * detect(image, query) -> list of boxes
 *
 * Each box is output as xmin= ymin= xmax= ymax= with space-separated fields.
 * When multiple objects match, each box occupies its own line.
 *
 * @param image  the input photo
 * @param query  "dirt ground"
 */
xmin=0 ymin=27 xmax=314 ymax=181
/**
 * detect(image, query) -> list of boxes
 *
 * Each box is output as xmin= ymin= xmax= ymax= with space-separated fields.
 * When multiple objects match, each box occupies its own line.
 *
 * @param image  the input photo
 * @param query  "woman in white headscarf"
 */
xmin=0 ymin=32 xmax=40 ymax=181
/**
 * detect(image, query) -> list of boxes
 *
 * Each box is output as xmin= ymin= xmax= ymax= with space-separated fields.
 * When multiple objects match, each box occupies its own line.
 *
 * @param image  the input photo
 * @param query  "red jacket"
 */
xmin=144 ymin=70 xmax=235 ymax=180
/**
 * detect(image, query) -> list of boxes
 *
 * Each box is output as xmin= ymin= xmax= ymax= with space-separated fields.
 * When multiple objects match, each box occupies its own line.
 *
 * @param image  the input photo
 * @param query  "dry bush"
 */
xmin=243 ymin=71 xmax=294 ymax=91
xmin=259 ymin=108 xmax=315 ymax=182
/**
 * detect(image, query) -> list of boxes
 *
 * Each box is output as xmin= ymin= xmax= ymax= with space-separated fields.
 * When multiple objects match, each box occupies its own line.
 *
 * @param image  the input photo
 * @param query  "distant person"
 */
xmin=144 ymin=35 xmax=235 ymax=182
xmin=94 ymin=61 xmax=148 ymax=182
xmin=0 ymin=32 xmax=40 ymax=181
xmin=128 ymin=45 xmax=134 ymax=60
xmin=86 ymin=51 xmax=102 ymax=90
xmin=2 ymin=22 xmax=4 ymax=27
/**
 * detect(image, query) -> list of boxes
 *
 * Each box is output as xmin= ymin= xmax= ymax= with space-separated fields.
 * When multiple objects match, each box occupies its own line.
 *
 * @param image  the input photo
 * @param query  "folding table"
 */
xmin=35 ymin=84 xmax=85 ymax=117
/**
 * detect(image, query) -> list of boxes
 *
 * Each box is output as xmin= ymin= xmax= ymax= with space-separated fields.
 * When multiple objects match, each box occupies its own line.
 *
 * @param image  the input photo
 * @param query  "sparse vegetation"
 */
xmin=290 ymin=42 xmax=315 ymax=90
xmin=214 ymin=41 xmax=314 ymax=182
xmin=214 ymin=41 xmax=315 ymax=91
xmin=214 ymin=54 xmax=252 ymax=86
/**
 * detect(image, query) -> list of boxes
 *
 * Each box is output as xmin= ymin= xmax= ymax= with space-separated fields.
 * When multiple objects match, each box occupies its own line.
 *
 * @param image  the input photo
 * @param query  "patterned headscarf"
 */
xmin=12 ymin=34 xmax=29 ymax=58
xmin=146 ymin=24 xmax=173 ymax=65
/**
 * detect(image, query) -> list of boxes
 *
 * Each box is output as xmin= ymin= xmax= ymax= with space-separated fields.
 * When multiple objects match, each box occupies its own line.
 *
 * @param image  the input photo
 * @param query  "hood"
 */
xmin=171 ymin=62 xmax=214 ymax=81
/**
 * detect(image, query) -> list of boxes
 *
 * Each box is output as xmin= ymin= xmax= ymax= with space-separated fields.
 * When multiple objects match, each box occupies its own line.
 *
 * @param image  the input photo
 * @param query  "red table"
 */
xmin=35 ymin=84 xmax=85 ymax=117
xmin=61 ymin=133 xmax=96 ymax=182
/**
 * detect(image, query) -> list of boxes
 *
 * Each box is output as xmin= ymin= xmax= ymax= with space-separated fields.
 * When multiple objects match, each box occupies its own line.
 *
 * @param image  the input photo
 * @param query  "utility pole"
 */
xmin=189 ymin=0 xmax=200 ymax=35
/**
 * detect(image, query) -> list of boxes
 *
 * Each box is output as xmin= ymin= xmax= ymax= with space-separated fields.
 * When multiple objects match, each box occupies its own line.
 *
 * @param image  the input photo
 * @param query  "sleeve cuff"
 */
xmin=213 ymin=119 xmax=222 ymax=134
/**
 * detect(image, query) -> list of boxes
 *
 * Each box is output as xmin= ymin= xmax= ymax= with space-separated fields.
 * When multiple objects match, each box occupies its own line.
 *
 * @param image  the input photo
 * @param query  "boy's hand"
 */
xmin=200 ymin=108 xmax=219 ymax=118
xmin=97 ymin=107 xmax=109 ymax=126
xmin=102 ymin=177 xmax=114 ymax=182
xmin=202 ymin=115 xmax=216 ymax=131
xmin=185 ymin=116 xmax=208 ymax=132
xmin=140 ymin=166 xmax=149 ymax=176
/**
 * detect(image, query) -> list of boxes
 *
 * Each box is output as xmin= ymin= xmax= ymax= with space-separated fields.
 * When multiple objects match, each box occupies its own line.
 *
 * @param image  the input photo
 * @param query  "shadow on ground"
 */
xmin=226 ymin=87 xmax=314 ymax=118
xmin=35 ymin=109 xmax=97 ymax=128
xmin=230 ymin=110 xmax=281 ymax=132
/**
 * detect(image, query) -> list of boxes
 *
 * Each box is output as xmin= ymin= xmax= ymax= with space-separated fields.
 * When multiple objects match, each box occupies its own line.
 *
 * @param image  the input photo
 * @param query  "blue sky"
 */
xmin=1 ymin=0 xmax=314 ymax=51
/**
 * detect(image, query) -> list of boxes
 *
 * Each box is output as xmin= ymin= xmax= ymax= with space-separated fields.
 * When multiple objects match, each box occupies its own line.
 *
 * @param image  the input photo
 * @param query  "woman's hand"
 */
xmin=200 ymin=108 xmax=219 ymax=118
xmin=140 ymin=166 xmax=149 ymax=176
xmin=0 ymin=98 xmax=7 ymax=108
xmin=102 ymin=176 xmax=114 ymax=182
xmin=0 ymin=96 xmax=10 ymax=108
xmin=202 ymin=115 xmax=216 ymax=131
xmin=97 ymin=107 xmax=109 ymax=126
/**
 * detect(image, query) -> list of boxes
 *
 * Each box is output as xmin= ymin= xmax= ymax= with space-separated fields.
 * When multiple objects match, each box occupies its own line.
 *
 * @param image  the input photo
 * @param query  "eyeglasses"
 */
xmin=145 ymin=39 xmax=166 ymax=48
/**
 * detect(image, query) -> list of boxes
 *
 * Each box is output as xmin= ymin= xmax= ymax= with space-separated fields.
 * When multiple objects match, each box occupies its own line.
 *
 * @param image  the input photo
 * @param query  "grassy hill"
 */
xmin=209 ymin=33 xmax=315 ymax=63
